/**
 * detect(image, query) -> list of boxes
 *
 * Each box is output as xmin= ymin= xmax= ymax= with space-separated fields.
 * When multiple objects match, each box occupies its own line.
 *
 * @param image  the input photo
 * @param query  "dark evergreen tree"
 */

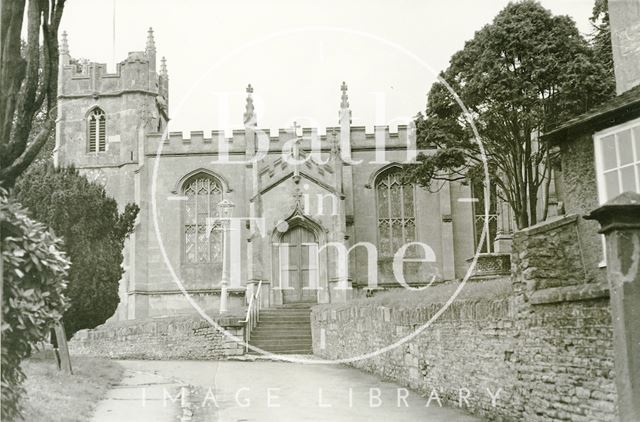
xmin=13 ymin=163 xmax=139 ymax=338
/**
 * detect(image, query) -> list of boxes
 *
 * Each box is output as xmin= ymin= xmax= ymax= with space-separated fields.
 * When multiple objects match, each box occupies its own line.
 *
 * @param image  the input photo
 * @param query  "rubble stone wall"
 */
xmin=312 ymin=215 xmax=616 ymax=421
xmin=312 ymin=290 xmax=519 ymax=420
xmin=69 ymin=315 xmax=246 ymax=360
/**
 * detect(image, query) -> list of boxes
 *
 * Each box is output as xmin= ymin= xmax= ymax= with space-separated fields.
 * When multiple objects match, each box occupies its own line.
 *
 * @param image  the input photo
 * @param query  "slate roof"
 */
xmin=542 ymin=85 xmax=640 ymax=145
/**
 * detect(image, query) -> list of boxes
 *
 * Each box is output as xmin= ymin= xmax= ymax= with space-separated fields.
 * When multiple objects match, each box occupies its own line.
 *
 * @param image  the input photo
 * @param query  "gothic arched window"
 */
xmin=375 ymin=167 xmax=416 ymax=257
xmin=183 ymin=174 xmax=223 ymax=264
xmin=87 ymin=108 xmax=106 ymax=152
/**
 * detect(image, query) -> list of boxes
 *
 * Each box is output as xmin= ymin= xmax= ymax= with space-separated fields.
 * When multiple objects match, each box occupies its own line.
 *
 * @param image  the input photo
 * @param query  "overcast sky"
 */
xmin=59 ymin=0 xmax=596 ymax=134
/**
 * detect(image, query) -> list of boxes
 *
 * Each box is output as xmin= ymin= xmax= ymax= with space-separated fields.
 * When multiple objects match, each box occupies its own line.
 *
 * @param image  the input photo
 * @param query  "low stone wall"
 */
xmin=312 ymin=279 xmax=520 ymax=420
xmin=512 ymin=214 xmax=593 ymax=290
xmin=69 ymin=314 xmax=246 ymax=360
xmin=513 ymin=297 xmax=615 ymax=421
xmin=312 ymin=214 xmax=616 ymax=421
xmin=512 ymin=214 xmax=615 ymax=422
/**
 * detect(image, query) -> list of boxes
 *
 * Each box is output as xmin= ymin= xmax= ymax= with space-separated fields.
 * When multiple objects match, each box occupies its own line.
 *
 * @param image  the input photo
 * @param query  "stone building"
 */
xmin=543 ymin=87 xmax=640 ymax=281
xmin=55 ymin=29 xmax=477 ymax=320
xmin=539 ymin=3 xmax=640 ymax=419
xmin=542 ymin=0 xmax=640 ymax=281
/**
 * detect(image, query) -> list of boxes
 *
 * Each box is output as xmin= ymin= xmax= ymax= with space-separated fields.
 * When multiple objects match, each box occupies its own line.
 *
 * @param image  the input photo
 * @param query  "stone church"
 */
xmin=55 ymin=29 xmax=478 ymax=320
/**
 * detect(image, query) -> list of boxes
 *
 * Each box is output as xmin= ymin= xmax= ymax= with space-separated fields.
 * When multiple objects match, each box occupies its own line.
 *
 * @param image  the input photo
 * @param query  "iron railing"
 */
xmin=242 ymin=280 xmax=263 ymax=352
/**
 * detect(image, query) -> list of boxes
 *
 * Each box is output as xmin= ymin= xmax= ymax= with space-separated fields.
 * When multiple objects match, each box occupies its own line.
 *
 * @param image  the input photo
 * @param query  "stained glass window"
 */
xmin=87 ymin=108 xmax=106 ymax=152
xmin=375 ymin=168 xmax=416 ymax=257
xmin=183 ymin=174 xmax=223 ymax=264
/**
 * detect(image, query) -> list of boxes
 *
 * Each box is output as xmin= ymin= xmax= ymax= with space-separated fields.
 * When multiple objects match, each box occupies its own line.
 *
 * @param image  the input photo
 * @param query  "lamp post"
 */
xmin=217 ymin=199 xmax=235 ymax=314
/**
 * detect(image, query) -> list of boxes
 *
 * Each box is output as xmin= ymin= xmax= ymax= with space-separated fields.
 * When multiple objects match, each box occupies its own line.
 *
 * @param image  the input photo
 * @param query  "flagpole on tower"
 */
xmin=112 ymin=0 xmax=116 ymax=68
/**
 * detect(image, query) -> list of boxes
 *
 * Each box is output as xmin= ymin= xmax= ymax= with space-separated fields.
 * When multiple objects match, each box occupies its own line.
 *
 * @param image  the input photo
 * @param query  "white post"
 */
xmin=217 ymin=199 xmax=234 ymax=314
xmin=219 ymin=225 xmax=229 ymax=314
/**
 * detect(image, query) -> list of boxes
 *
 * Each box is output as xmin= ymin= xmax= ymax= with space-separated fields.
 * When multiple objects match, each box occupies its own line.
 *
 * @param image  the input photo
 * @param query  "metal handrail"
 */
xmin=242 ymin=280 xmax=263 ymax=351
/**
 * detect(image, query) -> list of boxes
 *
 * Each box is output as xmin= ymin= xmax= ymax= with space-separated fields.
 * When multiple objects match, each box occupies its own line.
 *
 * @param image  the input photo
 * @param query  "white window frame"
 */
xmin=593 ymin=116 xmax=640 ymax=266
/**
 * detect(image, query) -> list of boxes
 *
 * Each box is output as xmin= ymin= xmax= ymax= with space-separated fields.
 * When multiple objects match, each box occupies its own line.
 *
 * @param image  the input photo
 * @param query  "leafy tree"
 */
xmin=0 ymin=0 xmax=66 ymax=187
xmin=13 ymin=164 xmax=139 ymax=338
xmin=1 ymin=190 xmax=70 ymax=420
xmin=590 ymin=0 xmax=615 ymax=95
xmin=404 ymin=0 xmax=615 ymax=229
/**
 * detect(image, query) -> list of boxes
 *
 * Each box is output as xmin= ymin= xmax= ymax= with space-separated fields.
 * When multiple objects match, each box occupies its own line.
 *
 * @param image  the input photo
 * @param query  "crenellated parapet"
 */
xmin=59 ymin=51 xmax=158 ymax=98
xmin=350 ymin=124 xmax=416 ymax=150
xmin=144 ymin=124 xmax=416 ymax=156
xmin=58 ymin=28 xmax=166 ymax=101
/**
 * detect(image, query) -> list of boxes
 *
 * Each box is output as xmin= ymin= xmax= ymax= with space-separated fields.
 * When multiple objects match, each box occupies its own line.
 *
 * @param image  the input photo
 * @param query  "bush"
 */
xmin=1 ymin=190 xmax=70 ymax=421
xmin=13 ymin=163 xmax=138 ymax=338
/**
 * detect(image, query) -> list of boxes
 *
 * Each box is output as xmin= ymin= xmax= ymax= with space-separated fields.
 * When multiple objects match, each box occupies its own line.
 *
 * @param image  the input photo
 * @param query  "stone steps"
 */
xmin=251 ymin=323 xmax=310 ymax=330
xmin=249 ymin=340 xmax=312 ymax=349
xmin=257 ymin=320 xmax=310 ymax=325
xmin=248 ymin=306 xmax=313 ymax=354
xmin=250 ymin=333 xmax=312 ymax=340
xmin=253 ymin=308 xmax=313 ymax=316
xmin=249 ymin=348 xmax=312 ymax=355
xmin=259 ymin=315 xmax=311 ymax=322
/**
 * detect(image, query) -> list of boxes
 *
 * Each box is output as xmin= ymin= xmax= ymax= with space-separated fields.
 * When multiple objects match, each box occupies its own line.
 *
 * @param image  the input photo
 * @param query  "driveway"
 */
xmin=116 ymin=359 xmax=480 ymax=422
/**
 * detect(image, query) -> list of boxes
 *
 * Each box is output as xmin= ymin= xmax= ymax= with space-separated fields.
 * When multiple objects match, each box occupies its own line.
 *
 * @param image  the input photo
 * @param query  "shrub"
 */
xmin=1 ymin=190 xmax=70 ymax=420
xmin=13 ymin=163 xmax=138 ymax=338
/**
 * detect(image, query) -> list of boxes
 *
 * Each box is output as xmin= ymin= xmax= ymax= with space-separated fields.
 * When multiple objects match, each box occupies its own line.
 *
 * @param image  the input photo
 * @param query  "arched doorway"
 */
xmin=278 ymin=225 xmax=319 ymax=304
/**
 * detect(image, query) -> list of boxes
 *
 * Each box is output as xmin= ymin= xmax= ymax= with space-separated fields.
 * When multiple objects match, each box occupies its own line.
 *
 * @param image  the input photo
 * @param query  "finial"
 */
xmin=146 ymin=27 xmax=156 ymax=51
xmin=160 ymin=56 xmax=168 ymax=75
xmin=244 ymin=84 xmax=256 ymax=126
xmin=60 ymin=30 xmax=69 ymax=55
xmin=292 ymin=121 xmax=301 ymax=137
xmin=340 ymin=81 xmax=349 ymax=109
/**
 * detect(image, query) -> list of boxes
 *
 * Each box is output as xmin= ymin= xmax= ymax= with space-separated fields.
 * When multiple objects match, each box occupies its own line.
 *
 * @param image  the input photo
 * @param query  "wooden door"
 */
xmin=279 ymin=226 xmax=318 ymax=304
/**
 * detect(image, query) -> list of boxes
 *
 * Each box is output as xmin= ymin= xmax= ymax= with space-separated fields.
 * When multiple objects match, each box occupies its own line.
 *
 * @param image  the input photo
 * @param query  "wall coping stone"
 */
xmin=75 ymin=312 xmax=246 ymax=337
xmin=514 ymin=213 xmax=579 ymax=238
xmin=529 ymin=282 xmax=609 ymax=305
xmin=312 ymin=297 xmax=514 ymax=323
xmin=127 ymin=287 xmax=246 ymax=296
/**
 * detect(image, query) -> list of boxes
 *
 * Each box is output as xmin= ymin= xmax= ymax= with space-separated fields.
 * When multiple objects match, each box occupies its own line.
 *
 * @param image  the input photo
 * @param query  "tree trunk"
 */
xmin=0 ymin=0 xmax=66 ymax=187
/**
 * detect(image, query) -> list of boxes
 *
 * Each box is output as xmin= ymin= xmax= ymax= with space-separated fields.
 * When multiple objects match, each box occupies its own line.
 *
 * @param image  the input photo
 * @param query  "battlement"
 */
xmin=350 ymin=124 xmax=415 ymax=149
xmin=58 ymin=29 xmax=167 ymax=99
xmin=144 ymin=124 xmax=416 ymax=156
xmin=59 ymin=53 xmax=160 ymax=97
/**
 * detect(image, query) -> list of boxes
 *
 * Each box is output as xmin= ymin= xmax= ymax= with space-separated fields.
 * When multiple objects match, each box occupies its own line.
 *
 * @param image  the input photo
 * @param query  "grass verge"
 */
xmin=315 ymin=277 xmax=513 ymax=311
xmin=20 ymin=351 xmax=123 ymax=422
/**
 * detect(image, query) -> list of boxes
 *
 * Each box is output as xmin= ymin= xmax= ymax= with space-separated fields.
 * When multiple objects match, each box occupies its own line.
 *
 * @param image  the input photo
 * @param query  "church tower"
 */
xmin=55 ymin=28 xmax=169 ymax=320
xmin=55 ymin=27 xmax=169 ymax=196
